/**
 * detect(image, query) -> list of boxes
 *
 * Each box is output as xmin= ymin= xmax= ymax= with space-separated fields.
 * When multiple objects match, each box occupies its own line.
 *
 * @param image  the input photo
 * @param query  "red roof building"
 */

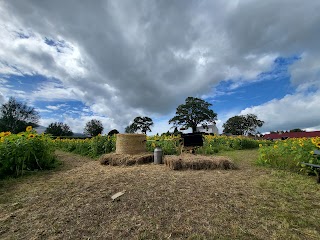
xmin=264 ymin=131 xmax=320 ymax=140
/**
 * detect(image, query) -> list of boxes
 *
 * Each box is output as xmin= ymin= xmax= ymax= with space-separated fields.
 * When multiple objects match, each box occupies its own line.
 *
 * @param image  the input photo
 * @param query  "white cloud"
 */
xmin=46 ymin=103 xmax=68 ymax=111
xmin=240 ymin=91 xmax=320 ymax=132
xmin=0 ymin=0 xmax=320 ymax=133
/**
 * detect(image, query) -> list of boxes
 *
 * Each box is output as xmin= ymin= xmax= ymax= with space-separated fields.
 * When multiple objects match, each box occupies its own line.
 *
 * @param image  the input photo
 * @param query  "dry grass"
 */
xmin=0 ymin=150 xmax=320 ymax=239
xmin=99 ymin=152 xmax=153 ymax=166
xmin=164 ymin=154 xmax=236 ymax=170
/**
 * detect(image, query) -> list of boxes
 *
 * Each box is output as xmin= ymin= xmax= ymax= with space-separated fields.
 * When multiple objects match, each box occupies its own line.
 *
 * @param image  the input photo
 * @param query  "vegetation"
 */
xmin=108 ymin=129 xmax=119 ymax=136
xmin=125 ymin=116 xmax=153 ymax=134
xmin=169 ymin=97 xmax=217 ymax=133
xmin=257 ymin=137 xmax=320 ymax=175
xmin=0 ymin=126 xmax=56 ymax=178
xmin=124 ymin=124 xmax=135 ymax=133
xmin=290 ymin=128 xmax=305 ymax=132
xmin=45 ymin=122 xmax=73 ymax=136
xmin=223 ymin=114 xmax=264 ymax=135
xmin=0 ymin=97 xmax=40 ymax=134
xmin=53 ymin=135 xmax=116 ymax=158
xmin=84 ymin=119 xmax=104 ymax=136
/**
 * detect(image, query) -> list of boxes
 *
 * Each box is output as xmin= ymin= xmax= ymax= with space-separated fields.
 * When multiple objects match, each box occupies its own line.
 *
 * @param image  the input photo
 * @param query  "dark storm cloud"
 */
xmin=1 ymin=0 xmax=320 ymax=131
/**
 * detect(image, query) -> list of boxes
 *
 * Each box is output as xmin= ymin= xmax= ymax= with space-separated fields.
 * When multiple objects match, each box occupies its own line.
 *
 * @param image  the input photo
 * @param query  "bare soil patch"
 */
xmin=0 ymin=150 xmax=319 ymax=239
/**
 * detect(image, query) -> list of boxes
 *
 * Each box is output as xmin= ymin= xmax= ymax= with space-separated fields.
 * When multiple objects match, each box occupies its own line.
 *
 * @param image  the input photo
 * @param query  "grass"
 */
xmin=0 ymin=149 xmax=319 ymax=239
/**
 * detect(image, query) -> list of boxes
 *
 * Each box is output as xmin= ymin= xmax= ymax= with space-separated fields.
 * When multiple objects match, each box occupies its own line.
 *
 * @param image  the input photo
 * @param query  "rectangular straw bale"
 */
xmin=164 ymin=154 xmax=236 ymax=170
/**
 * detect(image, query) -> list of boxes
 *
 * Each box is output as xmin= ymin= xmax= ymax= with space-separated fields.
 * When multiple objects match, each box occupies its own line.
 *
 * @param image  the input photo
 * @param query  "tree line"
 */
xmin=0 ymin=96 xmax=268 ymax=136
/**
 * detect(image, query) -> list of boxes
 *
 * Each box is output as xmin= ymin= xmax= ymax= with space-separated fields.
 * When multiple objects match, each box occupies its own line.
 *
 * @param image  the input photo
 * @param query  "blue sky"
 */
xmin=0 ymin=1 xmax=320 ymax=135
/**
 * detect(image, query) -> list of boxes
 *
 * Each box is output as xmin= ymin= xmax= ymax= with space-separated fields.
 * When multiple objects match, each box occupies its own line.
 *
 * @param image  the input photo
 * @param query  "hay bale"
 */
xmin=164 ymin=154 xmax=236 ymax=170
xmin=99 ymin=152 xmax=153 ymax=166
xmin=116 ymin=134 xmax=146 ymax=155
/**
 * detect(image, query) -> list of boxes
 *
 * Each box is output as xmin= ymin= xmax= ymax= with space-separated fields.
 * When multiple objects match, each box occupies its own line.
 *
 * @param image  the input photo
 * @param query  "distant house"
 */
xmin=264 ymin=131 xmax=320 ymax=140
xmin=180 ymin=124 xmax=219 ymax=135
xmin=196 ymin=124 xmax=219 ymax=135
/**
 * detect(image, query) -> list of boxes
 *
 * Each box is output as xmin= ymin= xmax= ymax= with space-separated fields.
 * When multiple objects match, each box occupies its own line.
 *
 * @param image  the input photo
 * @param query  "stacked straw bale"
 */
xmin=99 ymin=153 xmax=153 ymax=166
xmin=100 ymin=133 xmax=152 ymax=166
xmin=164 ymin=154 xmax=236 ymax=170
xmin=116 ymin=134 xmax=146 ymax=155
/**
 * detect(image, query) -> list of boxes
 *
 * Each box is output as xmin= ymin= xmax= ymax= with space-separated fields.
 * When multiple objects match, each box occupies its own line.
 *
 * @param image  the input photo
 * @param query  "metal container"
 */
xmin=154 ymin=147 xmax=163 ymax=164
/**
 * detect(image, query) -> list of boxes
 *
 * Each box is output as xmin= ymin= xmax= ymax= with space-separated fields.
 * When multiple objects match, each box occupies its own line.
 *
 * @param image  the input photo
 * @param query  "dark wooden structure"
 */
xmin=180 ymin=133 xmax=204 ymax=153
xmin=301 ymin=150 xmax=320 ymax=183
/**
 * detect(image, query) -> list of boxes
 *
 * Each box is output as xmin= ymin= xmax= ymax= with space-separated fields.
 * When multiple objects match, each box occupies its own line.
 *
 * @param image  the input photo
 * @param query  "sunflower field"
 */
xmin=146 ymin=134 xmax=263 ymax=155
xmin=53 ymin=134 xmax=116 ymax=158
xmin=0 ymin=127 xmax=56 ymax=178
xmin=257 ymin=137 xmax=320 ymax=174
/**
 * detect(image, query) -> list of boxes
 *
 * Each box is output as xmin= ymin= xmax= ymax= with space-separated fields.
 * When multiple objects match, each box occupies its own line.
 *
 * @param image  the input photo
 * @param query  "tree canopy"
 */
xmin=290 ymin=128 xmax=305 ymax=132
xmin=223 ymin=114 xmax=264 ymax=135
xmin=108 ymin=129 xmax=119 ymax=136
xmin=169 ymin=97 xmax=217 ymax=133
xmin=125 ymin=124 xmax=136 ymax=133
xmin=125 ymin=116 xmax=153 ymax=134
xmin=84 ymin=119 xmax=104 ymax=136
xmin=0 ymin=97 xmax=40 ymax=133
xmin=45 ymin=122 xmax=73 ymax=136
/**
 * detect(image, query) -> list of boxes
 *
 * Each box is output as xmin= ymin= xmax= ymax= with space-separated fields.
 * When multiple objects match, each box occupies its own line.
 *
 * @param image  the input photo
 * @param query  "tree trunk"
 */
xmin=192 ymin=125 xmax=197 ymax=133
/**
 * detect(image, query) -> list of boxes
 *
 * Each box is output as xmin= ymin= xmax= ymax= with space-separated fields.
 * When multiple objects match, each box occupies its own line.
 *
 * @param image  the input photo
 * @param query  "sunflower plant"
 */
xmin=0 ymin=126 xmax=56 ymax=178
xmin=257 ymin=137 xmax=320 ymax=174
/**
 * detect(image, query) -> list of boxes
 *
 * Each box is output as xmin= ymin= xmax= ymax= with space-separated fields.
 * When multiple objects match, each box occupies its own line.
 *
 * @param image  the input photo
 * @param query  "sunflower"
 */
xmin=317 ymin=142 xmax=320 ymax=148
xmin=28 ymin=134 xmax=35 ymax=138
xmin=4 ymin=132 xmax=11 ymax=136
xmin=26 ymin=126 xmax=33 ymax=132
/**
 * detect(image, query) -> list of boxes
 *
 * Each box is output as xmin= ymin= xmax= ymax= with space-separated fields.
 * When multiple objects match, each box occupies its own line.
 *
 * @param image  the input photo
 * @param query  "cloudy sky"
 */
xmin=0 ymin=0 xmax=319 ymax=134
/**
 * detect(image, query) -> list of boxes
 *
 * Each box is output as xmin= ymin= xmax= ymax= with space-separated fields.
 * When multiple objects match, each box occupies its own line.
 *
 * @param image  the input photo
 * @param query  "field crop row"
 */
xmin=2 ymin=129 xmax=320 ymax=178
xmin=257 ymin=137 xmax=320 ymax=175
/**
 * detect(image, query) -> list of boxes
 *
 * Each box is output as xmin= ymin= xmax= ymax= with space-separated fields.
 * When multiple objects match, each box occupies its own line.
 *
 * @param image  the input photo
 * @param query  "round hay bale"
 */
xmin=116 ymin=134 xmax=147 ymax=155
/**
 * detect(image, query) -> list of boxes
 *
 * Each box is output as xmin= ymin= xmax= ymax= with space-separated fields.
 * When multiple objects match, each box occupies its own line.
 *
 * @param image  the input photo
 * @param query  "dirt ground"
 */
xmin=0 ymin=150 xmax=319 ymax=239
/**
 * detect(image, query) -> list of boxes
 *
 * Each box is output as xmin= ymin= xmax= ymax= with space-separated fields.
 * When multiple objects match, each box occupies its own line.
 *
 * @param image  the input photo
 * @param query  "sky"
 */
xmin=0 ymin=0 xmax=320 ymax=135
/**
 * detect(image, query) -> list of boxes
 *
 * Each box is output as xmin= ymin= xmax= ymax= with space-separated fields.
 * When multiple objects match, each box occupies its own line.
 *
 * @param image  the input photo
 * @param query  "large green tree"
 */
xmin=169 ymin=97 xmax=217 ymax=133
xmin=223 ymin=114 xmax=264 ymax=135
xmin=84 ymin=119 xmax=104 ymax=136
xmin=0 ymin=97 xmax=40 ymax=133
xmin=45 ymin=122 xmax=73 ymax=136
xmin=125 ymin=116 xmax=153 ymax=134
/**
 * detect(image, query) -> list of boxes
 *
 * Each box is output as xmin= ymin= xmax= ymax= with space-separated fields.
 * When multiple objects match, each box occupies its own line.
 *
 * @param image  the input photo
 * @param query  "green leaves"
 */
xmin=125 ymin=116 xmax=153 ymax=134
xmin=169 ymin=97 xmax=217 ymax=133
xmin=0 ymin=131 xmax=56 ymax=178
xmin=0 ymin=97 xmax=39 ymax=134
xmin=223 ymin=114 xmax=264 ymax=135
xmin=84 ymin=119 xmax=104 ymax=137
xmin=45 ymin=122 xmax=73 ymax=136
